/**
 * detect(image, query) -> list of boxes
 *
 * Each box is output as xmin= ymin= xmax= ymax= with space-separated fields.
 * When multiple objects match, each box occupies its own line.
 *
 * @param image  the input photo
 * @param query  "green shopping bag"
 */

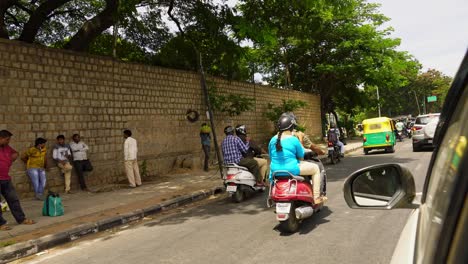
xmin=42 ymin=191 xmax=64 ymax=217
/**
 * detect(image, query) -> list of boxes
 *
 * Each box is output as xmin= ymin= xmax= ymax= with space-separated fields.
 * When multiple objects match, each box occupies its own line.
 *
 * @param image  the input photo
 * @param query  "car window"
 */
xmin=415 ymin=115 xmax=440 ymax=125
xmin=416 ymin=86 xmax=467 ymax=263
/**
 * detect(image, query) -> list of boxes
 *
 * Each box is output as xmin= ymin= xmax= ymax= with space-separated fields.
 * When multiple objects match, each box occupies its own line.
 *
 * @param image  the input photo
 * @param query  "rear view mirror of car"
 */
xmin=352 ymin=166 xmax=399 ymax=206
xmin=343 ymin=164 xmax=419 ymax=210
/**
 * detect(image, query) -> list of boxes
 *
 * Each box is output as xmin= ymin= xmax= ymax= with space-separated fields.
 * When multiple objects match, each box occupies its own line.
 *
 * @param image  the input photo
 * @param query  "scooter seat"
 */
xmin=225 ymin=163 xmax=249 ymax=171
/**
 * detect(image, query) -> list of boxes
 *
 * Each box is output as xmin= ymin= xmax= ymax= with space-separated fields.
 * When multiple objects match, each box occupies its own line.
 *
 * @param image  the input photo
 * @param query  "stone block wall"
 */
xmin=0 ymin=39 xmax=321 ymax=197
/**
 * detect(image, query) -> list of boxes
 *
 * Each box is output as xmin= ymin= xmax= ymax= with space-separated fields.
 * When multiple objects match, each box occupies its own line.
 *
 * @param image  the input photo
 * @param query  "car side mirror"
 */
xmin=343 ymin=164 xmax=418 ymax=209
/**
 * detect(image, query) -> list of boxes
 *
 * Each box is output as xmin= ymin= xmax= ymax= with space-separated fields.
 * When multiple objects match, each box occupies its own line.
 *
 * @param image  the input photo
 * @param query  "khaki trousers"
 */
xmin=299 ymin=161 xmax=321 ymax=198
xmin=58 ymin=162 xmax=73 ymax=191
xmin=254 ymin=157 xmax=268 ymax=182
xmin=125 ymin=160 xmax=142 ymax=187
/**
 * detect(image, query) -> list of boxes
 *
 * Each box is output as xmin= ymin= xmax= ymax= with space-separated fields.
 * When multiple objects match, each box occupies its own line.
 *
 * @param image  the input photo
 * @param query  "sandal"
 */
xmin=0 ymin=224 xmax=12 ymax=231
xmin=21 ymin=219 xmax=35 ymax=225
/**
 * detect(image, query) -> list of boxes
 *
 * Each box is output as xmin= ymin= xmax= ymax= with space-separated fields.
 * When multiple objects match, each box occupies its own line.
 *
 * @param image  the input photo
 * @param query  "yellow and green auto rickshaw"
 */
xmin=362 ymin=117 xmax=396 ymax=155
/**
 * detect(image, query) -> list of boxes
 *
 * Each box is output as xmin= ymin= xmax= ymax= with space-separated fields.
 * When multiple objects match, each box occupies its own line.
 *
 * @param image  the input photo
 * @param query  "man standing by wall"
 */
xmin=53 ymin=135 xmax=73 ymax=194
xmin=70 ymin=134 xmax=92 ymax=192
xmin=0 ymin=130 xmax=35 ymax=230
xmin=200 ymin=123 xmax=211 ymax=172
xmin=123 ymin=130 xmax=141 ymax=188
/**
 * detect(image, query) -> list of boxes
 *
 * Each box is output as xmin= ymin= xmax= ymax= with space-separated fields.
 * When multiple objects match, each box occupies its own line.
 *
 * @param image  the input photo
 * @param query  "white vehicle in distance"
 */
xmin=412 ymin=113 xmax=440 ymax=151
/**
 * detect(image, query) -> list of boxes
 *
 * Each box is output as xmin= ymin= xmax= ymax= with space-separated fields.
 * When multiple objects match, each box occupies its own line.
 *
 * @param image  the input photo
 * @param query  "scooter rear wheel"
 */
xmin=279 ymin=204 xmax=299 ymax=233
xmin=232 ymin=188 xmax=245 ymax=203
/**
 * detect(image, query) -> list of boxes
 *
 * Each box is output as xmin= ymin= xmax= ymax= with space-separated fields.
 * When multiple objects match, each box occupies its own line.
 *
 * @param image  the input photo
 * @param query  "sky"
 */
xmin=222 ymin=0 xmax=468 ymax=77
xmin=369 ymin=0 xmax=468 ymax=77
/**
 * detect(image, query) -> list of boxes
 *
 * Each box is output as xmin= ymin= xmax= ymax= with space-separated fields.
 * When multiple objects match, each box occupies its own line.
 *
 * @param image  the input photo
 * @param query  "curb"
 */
xmin=0 ymin=186 xmax=225 ymax=264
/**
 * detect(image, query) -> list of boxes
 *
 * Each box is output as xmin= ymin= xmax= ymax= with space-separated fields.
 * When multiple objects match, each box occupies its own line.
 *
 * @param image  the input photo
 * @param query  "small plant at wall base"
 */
xmin=208 ymin=86 xmax=255 ymax=116
xmin=140 ymin=160 xmax=148 ymax=178
xmin=264 ymin=99 xmax=308 ymax=128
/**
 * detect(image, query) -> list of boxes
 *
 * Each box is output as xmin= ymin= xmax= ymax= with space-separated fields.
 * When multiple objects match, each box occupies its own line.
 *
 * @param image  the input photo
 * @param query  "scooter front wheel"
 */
xmin=279 ymin=204 xmax=299 ymax=233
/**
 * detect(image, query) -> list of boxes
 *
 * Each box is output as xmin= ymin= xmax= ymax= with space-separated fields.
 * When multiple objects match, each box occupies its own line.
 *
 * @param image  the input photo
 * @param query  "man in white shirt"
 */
xmin=70 ymin=134 xmax=93 ymax=192
xmin=123 ymin=130 xmax=141 ymax=188
xmin=53 ymin=135 xmax=73 ymax=194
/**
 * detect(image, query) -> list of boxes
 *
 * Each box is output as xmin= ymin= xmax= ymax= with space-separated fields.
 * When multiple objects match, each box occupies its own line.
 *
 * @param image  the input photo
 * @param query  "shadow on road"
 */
xmin=144 ymin=191 xmax=272 ymax=228
xmin=274 ymin=206 xmax=333 ymax=236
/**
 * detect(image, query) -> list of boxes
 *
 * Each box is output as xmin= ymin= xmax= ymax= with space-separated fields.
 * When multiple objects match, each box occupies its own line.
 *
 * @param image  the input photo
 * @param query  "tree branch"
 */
xmin=5 ymin=11 xmax=20 ymax=26
xmin=19 ymin=0 xmax=73 ymax=43
xmin=65 ymin=0 xmax=120 ymax=51
xmin=14 ymin=2 xmax=33 ymax=15
xmin=46 ymin=8 xmax=80 ymax=19
xmin=0 ymin=0 xmax=18 ymax=39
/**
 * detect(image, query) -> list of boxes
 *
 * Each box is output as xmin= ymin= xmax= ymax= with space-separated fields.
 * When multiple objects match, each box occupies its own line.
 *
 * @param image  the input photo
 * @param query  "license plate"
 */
xmin=328 ymin=147 xmax=334 ymax=151
xmin=428 ymin=139 xmax=433 ymax=144
xmin=226 ymin=185 xmax=237 ymax=192
xmin=276 ymin=203 xmax=291 ymax=214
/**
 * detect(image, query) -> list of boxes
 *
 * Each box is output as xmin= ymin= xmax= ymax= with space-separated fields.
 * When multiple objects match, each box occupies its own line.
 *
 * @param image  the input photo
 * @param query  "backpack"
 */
xmin=42 ymin=191 xmax=64 ymax=217
xmin=328 ymin=129 xmax=339 ymax=143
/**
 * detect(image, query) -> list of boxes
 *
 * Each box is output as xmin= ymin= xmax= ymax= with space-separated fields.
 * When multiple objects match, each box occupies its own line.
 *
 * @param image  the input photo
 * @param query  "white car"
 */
xmin=412 ymin=113 xmax=440 ymax=151
xmin=343 ymin=51 xmax=467 ymax=264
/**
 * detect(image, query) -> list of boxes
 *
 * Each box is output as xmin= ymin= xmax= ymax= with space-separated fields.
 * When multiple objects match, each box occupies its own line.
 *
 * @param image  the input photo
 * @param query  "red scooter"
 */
xmin=269 ymin=171 xmax=324 ymax=233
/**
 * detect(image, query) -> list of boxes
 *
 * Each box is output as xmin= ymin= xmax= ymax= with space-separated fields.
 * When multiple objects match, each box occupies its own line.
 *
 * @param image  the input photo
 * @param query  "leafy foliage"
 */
xmin=264 ymin=99 xmax=308 ymax=127
xmin=208 ymin=85 xmax=255 ymax=117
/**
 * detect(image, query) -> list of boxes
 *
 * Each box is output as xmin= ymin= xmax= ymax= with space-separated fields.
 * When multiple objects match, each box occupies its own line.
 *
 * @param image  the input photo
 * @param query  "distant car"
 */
xmin=342 ymin=50 xmax=468 ymax=264
xmin=412 ymin=113 xmax=440 ymax=151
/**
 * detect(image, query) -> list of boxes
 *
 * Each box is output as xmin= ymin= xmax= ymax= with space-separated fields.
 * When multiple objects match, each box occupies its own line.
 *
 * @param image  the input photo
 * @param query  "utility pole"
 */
xmin=376 ymin=86 xmax=381 ymax=117
xmin=412 ymin=91 xmax=421 ymax=116
xmin=422 ymin=95 xmax=427 ymax=115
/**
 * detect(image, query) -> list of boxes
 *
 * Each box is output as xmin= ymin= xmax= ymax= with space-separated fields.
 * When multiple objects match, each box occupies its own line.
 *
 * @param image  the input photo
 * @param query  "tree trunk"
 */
xmin=0 ymin=0 xmax=18 ymax=39
xmin=18 ymin=0 xmax=72 ymax=43
xmin=64 ymin=0 xmax=119 ymax=52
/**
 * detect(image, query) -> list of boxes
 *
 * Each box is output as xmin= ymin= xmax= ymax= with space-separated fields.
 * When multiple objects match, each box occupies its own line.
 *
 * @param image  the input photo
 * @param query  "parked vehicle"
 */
xmin=224 ymin=163 xmax=266 ymax=202
xmin=342 ymin=50 xmax=468 ymax=264
xmin=327 ymin=140 xmax=341 ymax=164
xmin=362 ymin=117 xmax=396 ymax=154
xmin=412 ymin=113 xmax=440 ymax=151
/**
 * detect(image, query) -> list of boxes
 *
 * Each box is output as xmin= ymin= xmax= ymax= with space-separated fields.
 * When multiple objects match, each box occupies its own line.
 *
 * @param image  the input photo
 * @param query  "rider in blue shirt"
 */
xmin=269 ymin=114 xmax=326 ymax=204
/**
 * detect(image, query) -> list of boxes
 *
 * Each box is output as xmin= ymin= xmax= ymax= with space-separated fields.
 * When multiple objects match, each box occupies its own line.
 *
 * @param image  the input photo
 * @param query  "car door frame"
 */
xmin=416 ymin=51 xmax=468 ymax=263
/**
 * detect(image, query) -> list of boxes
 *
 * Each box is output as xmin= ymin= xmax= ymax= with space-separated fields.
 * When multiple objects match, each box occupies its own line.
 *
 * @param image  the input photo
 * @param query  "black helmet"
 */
xmin=281 ymin=112 xmax=297 ymax=123
xmin=277 ymin=114 xmax=297 ymax=131
xmin=235 ymin=125 xmax=247 ymax=136
xmin=224 ymin=126 xmax=235 ymax=135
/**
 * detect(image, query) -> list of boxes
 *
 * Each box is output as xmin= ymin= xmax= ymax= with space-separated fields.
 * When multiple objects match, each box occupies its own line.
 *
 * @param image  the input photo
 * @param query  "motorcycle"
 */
xmin=397 ymin=130 xmax=403 ymax=142
xmin=224 ymin=163 xmax=266 ymax=203
xmin=268 ymin=150 xmax=326 ymax=233
xmin=406 ymin=127 xmax=412 ymax=139
xmin=327 ymin=141 xmax=341 ymax=164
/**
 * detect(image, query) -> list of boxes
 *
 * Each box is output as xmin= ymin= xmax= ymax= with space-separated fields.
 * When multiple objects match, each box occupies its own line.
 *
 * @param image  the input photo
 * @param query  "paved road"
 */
xmin=21 ymin=140 xmax=433 ymax=264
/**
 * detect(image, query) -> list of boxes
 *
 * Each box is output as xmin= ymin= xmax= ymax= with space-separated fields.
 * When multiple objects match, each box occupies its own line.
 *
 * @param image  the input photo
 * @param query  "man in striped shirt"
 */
xmin=221 ymin=126 xmax=261 ymax=185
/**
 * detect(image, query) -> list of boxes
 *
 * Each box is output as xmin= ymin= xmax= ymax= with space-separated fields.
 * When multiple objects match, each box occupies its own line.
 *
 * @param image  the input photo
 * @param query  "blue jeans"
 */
xmin=27 ymin=168 xmax=46 ymax=196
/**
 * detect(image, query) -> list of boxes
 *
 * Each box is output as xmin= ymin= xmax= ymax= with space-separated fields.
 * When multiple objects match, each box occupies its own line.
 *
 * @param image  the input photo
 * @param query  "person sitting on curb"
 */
xmin=235 ymin=124 xmax=269 ymax=184
xmin=0 ymin=130 xmax=35 ymax=230
xmin=53 ymin=135 xmax=73 ymax=194
xmin=21 ymin=137 xmax=48 ymax=200
xmin=221 ymin=126 xmax=262 ymax=186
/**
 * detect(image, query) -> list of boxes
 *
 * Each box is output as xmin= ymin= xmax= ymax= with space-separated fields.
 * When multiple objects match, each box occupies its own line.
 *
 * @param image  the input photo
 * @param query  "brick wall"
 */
xmin=0 ymin=39 xmax=321 ymax=197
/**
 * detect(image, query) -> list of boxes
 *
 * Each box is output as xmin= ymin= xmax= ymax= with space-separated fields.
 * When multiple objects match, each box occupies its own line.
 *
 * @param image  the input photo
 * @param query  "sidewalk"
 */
xmin=0 ymin=138 xmax=363 ymax=263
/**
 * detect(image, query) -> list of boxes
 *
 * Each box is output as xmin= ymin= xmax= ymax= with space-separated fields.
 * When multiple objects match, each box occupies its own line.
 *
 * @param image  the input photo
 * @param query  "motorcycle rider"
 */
xmin=328 ymin=123 xmax=345 ymax=157
xmin=235 ymin=125 xmax=268 ymax=184
xmin=269 ymin=114 xmax=326 ymax=204
xmin=221 ymin=126 xmax=262 ymax=186
xmin=395 ymin=119 xmax=405 ymax=139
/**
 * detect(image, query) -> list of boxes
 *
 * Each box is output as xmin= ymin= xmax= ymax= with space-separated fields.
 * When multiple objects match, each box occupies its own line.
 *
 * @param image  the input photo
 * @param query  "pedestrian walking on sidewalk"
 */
xmin=0 ymin=130 xmax=35 ymax=230
xmin=200 ymin=123 xmax=211 ymax=172
xmin=70 ymin=134 xmax=93 ymax=192
xmin=21 ymin=137 xmax=48 ymax=200
xmin=123 ymin=130 xmax=141 ymax=188
xmin=53 ymin=135 xmax=73 ymax=194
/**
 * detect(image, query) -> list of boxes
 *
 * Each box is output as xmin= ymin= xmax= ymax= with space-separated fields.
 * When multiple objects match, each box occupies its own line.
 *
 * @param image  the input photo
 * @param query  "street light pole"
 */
xmin=376 ymin=86 xmax=381 ymax=117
